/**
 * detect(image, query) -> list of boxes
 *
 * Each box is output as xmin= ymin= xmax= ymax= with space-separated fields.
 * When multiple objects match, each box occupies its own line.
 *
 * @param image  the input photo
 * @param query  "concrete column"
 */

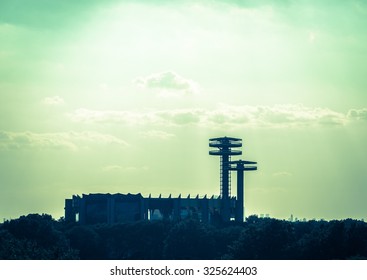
xmin=235 ymin=169 xmax=244 ymax=222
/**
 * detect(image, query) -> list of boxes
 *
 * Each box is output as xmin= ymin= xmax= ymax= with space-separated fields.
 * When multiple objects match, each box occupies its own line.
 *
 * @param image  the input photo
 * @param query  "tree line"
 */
xmin=0 ymin=214 xmax=366 ymax=259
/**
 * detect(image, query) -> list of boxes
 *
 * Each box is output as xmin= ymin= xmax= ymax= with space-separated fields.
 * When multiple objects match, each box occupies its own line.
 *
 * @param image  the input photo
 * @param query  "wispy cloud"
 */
xmin=102 ymin=165 xmax=149 ymax=173
xmin=273 ymin=171 xmax=293 ymax=177
xmin=69 ymin=108 xmax=205 ymax=127
xmin=69 ymin=108 xmax=159 ymax=125
xmin=43 ymin=96 xmax=65 ymax=106
xmin=134 ymin=71 xmax=199 ymax=95
xmin=69 ymin=104 xmax=363 ymax=129
xmin=347 ymin=108 xmax=367 ymax=121
xmin=0 ymin=131 xmax=128 ymax=151
xmin=140 ymin=130 xmax=176 ymax=140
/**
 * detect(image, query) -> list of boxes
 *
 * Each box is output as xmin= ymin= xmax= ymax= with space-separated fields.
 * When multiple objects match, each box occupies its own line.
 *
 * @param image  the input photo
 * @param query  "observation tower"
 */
xmin=228 ymin=160 xmax=257 ymax=222
xmin=209 ymin=136 xmax=242 ymax=221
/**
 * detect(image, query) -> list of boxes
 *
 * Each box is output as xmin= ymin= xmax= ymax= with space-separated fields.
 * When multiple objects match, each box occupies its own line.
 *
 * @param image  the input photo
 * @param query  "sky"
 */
xmin=1 ymin=0 xmax=367 ymax=221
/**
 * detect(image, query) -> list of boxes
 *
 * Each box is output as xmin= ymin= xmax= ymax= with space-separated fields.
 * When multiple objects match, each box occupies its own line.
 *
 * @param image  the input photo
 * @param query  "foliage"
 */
xmin=163 ymin=219 xmax=216 ymax=259
xmin=228 ymin=216 xmax=295 ymax=259
xmin=0 ymin=214 xmax=366 ymax=260
xmin=0 ymin=214 xmax=77 ymax=259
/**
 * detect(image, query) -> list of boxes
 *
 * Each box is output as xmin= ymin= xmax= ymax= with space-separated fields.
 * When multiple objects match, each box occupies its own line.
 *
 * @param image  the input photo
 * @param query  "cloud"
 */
xmin=0 ymin=131 xmax=128 ymax=151
xmin=102 ymin=165 xmax=125 ymax=172
xmin=134 ymin=71 xmax=199 ymax=95
xmin=102 ymin=165 xmax=149 ymax=173
xmin=156 ymin=109 xmax=203 ymax=125
xmin=347 ymin=108 xmax=367 ymax=121
xmin=203 ymin=104 xmax=349 ymax=128
xmin=273 ymin=171 xmax=293 ymax=177
xmin=69 ymin=108 xmax=159 ymax=125
xmin=69 ymin=108 xmax=206 ymax=127
xmin=140 ymin=130 xmax=175 ymax=140
xmin=243 ymin=104 xmax=347 ymax=127
xmin=43 ymin=96 xmax=65 ymax=106
xmin=69 ymin=104 xmax=353 ymax=129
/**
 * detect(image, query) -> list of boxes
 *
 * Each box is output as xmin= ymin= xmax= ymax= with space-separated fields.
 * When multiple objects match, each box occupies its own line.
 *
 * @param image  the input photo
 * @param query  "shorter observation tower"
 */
xmin=228 ymin=160 xmax=257 ymax=222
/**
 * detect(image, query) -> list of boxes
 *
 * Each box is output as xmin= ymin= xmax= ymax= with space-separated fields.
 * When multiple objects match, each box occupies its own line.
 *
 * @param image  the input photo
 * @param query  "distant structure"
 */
xmin=65 ymin=193 xmax=228 ymax=224
xmin=209 ymin=137 xmax=242 ymax=221
xmin=65 ymin=136 xmax=257 ymax=225
xmin=228 ymin=160 xmax=257 ymax=223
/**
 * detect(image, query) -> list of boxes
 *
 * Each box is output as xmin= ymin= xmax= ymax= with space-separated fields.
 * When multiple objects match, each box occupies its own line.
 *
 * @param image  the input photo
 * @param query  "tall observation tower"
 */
xmin=209 ymin=136 xmax=242 ymax=221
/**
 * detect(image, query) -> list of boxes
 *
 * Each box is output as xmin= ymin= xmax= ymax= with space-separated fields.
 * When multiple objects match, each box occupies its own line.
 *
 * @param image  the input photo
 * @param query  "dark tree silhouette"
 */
xmin=0 ymin=214 xmax=77 ymax=259
xmin=66 ymin=225 xmax=101 ymax=259
xmin=95 ymin=220 xmax=170 ymax=259
xmin=163 ymin=219 xmax=216 ymax=259
xmin=228 ymin=216 xmax=295 ymax=259
xmin=1 ymin=214 xmax=366 ymax=260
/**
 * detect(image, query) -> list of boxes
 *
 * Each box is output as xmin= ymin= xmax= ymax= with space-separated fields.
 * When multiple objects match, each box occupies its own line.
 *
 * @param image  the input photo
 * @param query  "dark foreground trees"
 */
xmin=0 ymin=214 xmax=366 ymax=259
xmin=0 ymin=214 xmax=77 ymax=259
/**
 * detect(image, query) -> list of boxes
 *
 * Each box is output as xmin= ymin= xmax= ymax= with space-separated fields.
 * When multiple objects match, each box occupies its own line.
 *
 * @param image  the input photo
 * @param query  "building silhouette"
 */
xmin=64 ymin=136 xmax=256 ymax=224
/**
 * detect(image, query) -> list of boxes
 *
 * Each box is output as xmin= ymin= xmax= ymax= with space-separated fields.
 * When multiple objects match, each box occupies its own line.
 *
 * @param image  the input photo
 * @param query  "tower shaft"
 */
xmin=229 ymin=160 xmax=257 ymax=222
xmin=235 ymin=168 xmax=244 ymax=222
xmin=221 ymin=153 xmax=230 ymax=199
xmin=209 ymin=136 xmax=242 ymax=222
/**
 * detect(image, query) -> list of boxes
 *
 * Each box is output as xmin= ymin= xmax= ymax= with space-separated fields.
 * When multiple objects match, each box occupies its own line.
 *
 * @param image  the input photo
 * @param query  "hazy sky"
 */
xmin=1 ymin=0 xmax=367 ymax=221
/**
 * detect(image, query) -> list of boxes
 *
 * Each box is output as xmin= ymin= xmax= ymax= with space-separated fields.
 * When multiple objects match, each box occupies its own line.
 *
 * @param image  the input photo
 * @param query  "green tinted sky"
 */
xmin=1 ymin=0 xmax=367 ymax=221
